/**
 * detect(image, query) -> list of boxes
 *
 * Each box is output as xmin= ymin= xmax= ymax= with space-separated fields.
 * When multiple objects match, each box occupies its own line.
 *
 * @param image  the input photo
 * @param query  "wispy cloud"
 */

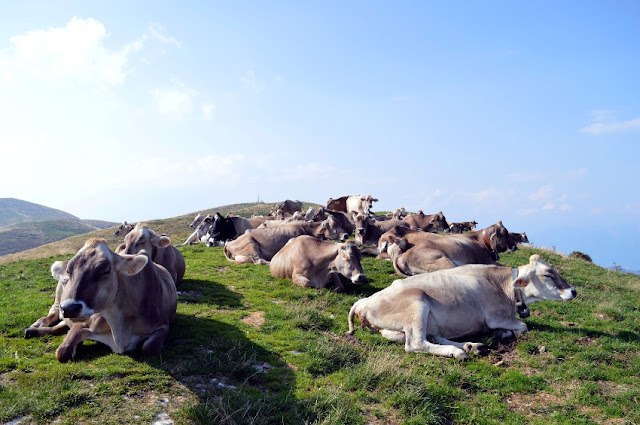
xmin=240 ymin=70 xmax=264 ymax=93
xmin=581 ymin=110 xmax=640 ymax=135
xmin=148 ymin=23 xmax=181 ymax=47
xmin=150 ymin=80 xmax=198 ymax=119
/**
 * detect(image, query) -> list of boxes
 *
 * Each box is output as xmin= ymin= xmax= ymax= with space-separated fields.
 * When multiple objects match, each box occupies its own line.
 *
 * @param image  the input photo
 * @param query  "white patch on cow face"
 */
xmin=518 ymin=256 xmax=576 ymax=304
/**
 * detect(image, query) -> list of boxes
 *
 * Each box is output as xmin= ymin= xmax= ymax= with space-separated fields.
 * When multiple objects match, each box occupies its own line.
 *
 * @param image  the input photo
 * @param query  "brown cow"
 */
xmin=113 ymin=221 xmax=135 ymax=237
xmin=55 ymin=238 xmax=177 ymax=362
xmin=403 ymin=211 xmax=449 ymax=233
xmin=270 ymin=236 xmax=366 ymax=291
xmin=511 ymin=232 xmax=530 ymax=244
xmin=385 ymin=221 xmax=518 ymax=275
xmin=326 ymin=196 xmax=349 ymax=212
xmin=224 ymin=217 xmax=350 ymax=265
xmin=353 ymin=213 xmax=410 ymax=247
xmin=123 ymin=224 xmax=186 ymax=284
xmin=347 ymin=255 xmax=576 ymax=359
xmin=275 ymin=199 xmax=303 ymax=215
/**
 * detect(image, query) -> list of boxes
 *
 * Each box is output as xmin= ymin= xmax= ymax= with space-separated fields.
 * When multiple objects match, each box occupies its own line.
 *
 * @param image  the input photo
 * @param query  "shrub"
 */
xmin=569 ymin=251 xmax=592 ymax=263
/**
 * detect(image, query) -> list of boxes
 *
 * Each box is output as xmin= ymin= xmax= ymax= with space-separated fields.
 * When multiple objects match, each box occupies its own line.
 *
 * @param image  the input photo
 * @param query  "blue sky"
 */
xmin=1 ymin=1 xmax=639 ymax=270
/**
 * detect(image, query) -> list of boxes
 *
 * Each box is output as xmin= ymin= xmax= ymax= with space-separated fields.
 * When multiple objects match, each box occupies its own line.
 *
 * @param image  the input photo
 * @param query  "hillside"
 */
xmin=0 ymin=201 xmax=314 ymax=264
xmin=0 ymin=198 xmax=79 ymax=227
xmin=1 ymin=232 xmax=639 ymax=423
xmin=0 ymin=198 xmax=121 ymax=258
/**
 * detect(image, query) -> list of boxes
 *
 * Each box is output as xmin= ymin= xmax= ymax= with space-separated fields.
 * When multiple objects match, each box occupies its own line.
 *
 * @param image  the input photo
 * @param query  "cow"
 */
xmin=383 ymin=221 xmax=518 ymax=276
xmin=275 ymin=199 xmax=303 ymax=215
xmin=177 ymin=214 xmax=214 ymax=246
xmin=204 ymin=212 xmax=254 ymax=246
xmin=113 ymin=221 xmax=135 ymax=237
xmin=189 ymin=213 xmax=205 ymax=229
xmin=248 ymin=215 xmax=280 ymax=228
xmin=346 ymin=195 xmax=378 ymax=215
xmin=448 ymin=221 xmax=478 ymax=234
xmin=347 ymin=254 xmax=577 ymax=359
xmin=224 ymin=217 xmax=350 ymax=265
xmin=353 ymin=213 xmax=410 ymax=247
xmin=511 ymin=232 xmax=530 ymax=244
xmin=327 ymin=196 xmax=349 ymax=212
xmin=123 ymin=224 xmax=186 ymax=284
xmin=403 ymin=211 xmax=449 ymax=233
xmin=270 ymin=236 xmax=366 ymax=291
xmin=54 ymin=238 xmax=177 ymax=362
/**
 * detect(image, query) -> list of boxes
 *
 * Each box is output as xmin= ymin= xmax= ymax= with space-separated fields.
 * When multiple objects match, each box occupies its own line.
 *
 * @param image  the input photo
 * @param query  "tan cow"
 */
xmin=353 ymin=213 xmax=410 ymax=247
xmin=224 ymin=218 xmax=349 ymax=265
xmin=123 ymin=223 xmax=186 ymax=284
xmin=270 ymin=236 xmax=366 ymax=291
xmin=54 ymin=238 xmax=177 ymax=362
xmin=347 ymin=255 xmax=577 ymax=359
xmin=403 ymin=211 xmax=449 ymax=233
xmin=113 ymin=221 xmax=135 ymax=237
xmin=346 ymin=195 xmax=378 ymax=215
xmin=384 ymin=221 xmax=518 ymax=275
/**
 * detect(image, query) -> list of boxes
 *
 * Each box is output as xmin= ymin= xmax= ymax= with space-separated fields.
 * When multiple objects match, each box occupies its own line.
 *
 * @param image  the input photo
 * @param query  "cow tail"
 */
xmin=347 ymin=302 xmax=359 ymax=335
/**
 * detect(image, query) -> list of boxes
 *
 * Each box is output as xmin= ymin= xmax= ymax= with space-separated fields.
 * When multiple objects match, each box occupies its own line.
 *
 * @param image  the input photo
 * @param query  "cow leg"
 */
xmin=28 ymin=309 xmax=60 ymax=330
xmin=329 ymin=273 xmax=345 ymax=292
xmin=25 ymin=320 xmax=69 ymax=338
xmin=487 ymin=317 xmax=528 ymax=339
xmin=233 ymin=255 xmax=256 ymax=264
xmin=291 ymin=273 xmax=316 ymax=288
xmin=379 ymin=329 xmax=405 ymax=344
xmin=177 ymin=230 xmax=199 ymax=247
xmin=140 ymin=325 xmax=170 ymax=355
xmin=430 ymin=336 xmax=489 ymax=355
xmin=401 ymin=299 xmax=470 ymax=359
xmin=56 ymin=315 xmax=115 ymax=362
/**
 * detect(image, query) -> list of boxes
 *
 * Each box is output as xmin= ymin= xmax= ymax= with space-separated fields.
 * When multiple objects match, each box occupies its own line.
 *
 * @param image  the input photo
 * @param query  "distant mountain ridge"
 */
xmin=0 ymin=198 xmax=118 ymax=256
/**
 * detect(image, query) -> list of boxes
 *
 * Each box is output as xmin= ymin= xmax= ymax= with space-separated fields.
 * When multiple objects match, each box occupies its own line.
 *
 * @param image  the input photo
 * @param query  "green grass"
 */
xmin=1 ymin=242 xmax=639 ymax=424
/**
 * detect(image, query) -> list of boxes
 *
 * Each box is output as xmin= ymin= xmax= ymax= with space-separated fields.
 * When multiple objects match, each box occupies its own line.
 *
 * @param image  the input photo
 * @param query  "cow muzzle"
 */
xmin=356 ymin=228 xmax=365 ymax=235
xmin=60 ymin=299 xmax=93 ymax=319
xmin=561 ymin=287 xmax=577 ymax=301
xmin=352 ymin=274 xmax=367 ymax=284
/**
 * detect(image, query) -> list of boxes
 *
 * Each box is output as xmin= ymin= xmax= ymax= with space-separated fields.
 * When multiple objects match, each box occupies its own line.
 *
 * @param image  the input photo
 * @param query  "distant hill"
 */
xmin=0 ymin=201 xmax=320 ymax=264
xmin=0 ymin=198 xmax=79 ymax=227
xmin=0 ymin=198 xmax=119 ymax=257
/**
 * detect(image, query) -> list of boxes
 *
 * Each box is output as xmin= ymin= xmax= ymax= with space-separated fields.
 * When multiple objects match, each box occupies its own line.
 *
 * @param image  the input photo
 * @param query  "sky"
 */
xmin=1 ymin=1 xmax=639 ymax=271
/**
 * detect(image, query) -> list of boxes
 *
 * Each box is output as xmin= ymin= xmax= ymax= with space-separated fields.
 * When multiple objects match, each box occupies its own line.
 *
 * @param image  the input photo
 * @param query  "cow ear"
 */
xmin=513 ymin=278 xmax=528 ymax=288
xmin=388 ymin=235 xmax=396 ymax=244
xmin=120 ymin=255 xmax=148 ymax=276
xmin=157 ymin=236 xmax=171 ymax=248
xmin=51 ymin=260 xmax=67 ymax=280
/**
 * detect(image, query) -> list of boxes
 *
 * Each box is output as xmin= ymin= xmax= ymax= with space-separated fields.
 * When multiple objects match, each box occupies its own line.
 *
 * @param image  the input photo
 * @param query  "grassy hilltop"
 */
xmin=0 ymin=203 xmax=638 ymax=424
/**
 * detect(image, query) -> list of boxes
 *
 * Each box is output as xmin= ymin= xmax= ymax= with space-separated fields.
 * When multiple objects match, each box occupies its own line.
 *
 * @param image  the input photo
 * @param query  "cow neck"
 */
xmin=512 ymin=267 xmax=530 ymax=318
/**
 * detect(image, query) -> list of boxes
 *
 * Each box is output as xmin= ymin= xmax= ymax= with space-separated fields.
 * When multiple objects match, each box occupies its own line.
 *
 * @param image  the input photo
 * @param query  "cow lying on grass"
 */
xmin=347 ymin=254 xmax=576 ymax=359
xmin=27 ymin=239 xmax=177 ymax=362
xmin=270 ymin=236 xmax=366 ymax=291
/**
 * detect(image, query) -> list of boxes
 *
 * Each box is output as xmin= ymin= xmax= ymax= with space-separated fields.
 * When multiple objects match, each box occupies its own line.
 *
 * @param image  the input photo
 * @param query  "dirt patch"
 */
xmin=488 ymin=338 xmax=519 ymax=366
xmin=241 ymin=311 xmax=265 ymax=328
xmin=594 ymin=312 xmax=610 ymax=320
xmin=576 ymin=336 xmax=599 ymax=346
xmin=507 ymin=391 xmax=564 ymax=416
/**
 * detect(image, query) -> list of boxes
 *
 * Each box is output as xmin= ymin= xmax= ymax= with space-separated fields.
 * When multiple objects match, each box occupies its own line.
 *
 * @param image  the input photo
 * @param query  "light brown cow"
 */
xmin=113 ymin=221 xmax=135 ymax=237
xmin=384 ymin=221 xmax=518 ymax=275
xmin=403 ymin=211 xmax=449 ymax=233
xmin=123 ymin=223 xmax=186 ymax=284
xmin=224 ymin=218 xmax=349 ymax=265
xmin=346 ymin=195 xmax=378 ymax=215
xmin=275 ymin=199 xmax=303 ymax=215
xmin=347 ymin=255 xmax=577 ymax=359
xmin=270 ymin=236 xmax=366 ymax=291
xmin=353 ymin=213 xmax=410 ymax=247
xmin=55 ymin=238 xmax=177 ymax=362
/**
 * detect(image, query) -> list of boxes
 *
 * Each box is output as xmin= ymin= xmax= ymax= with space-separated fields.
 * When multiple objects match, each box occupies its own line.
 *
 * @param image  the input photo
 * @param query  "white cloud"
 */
xmin=0 ymin=17 xmax=143 ymax=87
xmin=150 ymin=80 xmax=198 ymax=119
xmin=148 ymin=23 xmax=181 ymax=47
xmin=529 ymin=184 xmax=553 ymax=202
xmin=581 ymin=115 xmax=640 ymax=135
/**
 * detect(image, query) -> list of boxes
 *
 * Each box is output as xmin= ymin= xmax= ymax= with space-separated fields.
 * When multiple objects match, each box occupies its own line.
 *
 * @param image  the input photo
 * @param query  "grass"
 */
xmin=1 ymin=219 xmax=639 ymax=423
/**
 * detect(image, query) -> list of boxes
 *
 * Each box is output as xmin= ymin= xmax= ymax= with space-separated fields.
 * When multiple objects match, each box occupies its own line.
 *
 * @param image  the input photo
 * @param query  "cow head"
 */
xmin=448 ymin=223 xmax=464 ymax=234
xmin=427 ymin=211 xmax=449 ymax=233
xmin=113 ymin=221 xmax=135 ymax=237
xmin=59 ymin=239 xmax=148 ymax=320
xmin=319 ymin=215 xmax=350 ymax=242
xmin=123 ymin=224 xmax=172 ymax=257
xmin=514 ymin=254 xmax=577 ymax=304
xmin=333 ymin=242 xmax=366 ymax=284
xmin=189 ymin=213 xmax=204 ymax=229
xmin=483 ymin=221 xmax=518 ymax=260
xmin=386 ymin=235 xmax=409 ymax=261
xmin=353 ymin=213 xmax=370 ymax=245
xmin=510 ymin=232 xmax=530 ymax=244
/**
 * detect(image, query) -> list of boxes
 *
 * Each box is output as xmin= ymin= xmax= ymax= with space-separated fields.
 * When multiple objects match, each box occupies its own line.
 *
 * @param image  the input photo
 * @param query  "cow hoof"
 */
xmin=24 ymin=328 xmax=37 ymax=339
xmin=463 ymin=342 xmax=489 ymax=355
xmin=454 ymin=351 xmax=471 ymax=360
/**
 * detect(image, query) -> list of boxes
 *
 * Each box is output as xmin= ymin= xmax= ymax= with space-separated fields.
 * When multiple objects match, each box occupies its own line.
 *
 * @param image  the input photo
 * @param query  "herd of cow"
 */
xmin=24 ymin=195 xmax=577 ymax=362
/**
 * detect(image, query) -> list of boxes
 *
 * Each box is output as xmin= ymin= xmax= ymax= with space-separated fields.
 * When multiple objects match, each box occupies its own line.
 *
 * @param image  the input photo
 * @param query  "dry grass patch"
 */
xmin=507 ymin=390 xmax=564 ymax=417
xmin=242 ymin=311 xmax=265 ymax=328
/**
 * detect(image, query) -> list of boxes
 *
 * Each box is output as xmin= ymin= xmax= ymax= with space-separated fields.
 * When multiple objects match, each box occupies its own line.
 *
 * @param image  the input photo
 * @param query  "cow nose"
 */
xmin=357 ymin=228 xmax=365 ymax=235
xmin=61 ymin=301 xmax=83 ymax=319
xmin=353 ymin=274 xmax=366 ymax=284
